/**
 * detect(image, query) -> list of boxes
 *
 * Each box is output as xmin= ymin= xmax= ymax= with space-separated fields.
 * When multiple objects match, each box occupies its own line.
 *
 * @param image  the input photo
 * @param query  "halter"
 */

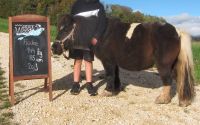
xmin=59 ymin=23 xmax=76 ymax=59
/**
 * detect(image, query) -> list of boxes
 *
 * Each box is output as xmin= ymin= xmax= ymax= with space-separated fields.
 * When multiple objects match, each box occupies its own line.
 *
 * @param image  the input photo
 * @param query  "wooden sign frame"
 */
xmin=9 ymin=14 xmax=52 ymax=105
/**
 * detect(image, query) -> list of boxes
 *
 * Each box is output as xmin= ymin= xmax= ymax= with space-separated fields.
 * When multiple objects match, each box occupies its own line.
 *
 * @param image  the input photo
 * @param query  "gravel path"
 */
xmin=1 ymin=32 xmax=200 ymax=125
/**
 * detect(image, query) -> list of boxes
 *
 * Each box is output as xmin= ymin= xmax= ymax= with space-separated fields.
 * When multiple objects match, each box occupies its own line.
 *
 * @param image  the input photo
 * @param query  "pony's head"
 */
xmin=51 ymin=14 xmax=75 ymax=55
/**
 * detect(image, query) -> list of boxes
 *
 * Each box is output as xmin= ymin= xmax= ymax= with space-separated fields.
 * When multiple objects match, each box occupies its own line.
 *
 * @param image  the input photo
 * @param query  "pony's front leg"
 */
xmin=101 ymin=62 xmax=117 ymax=96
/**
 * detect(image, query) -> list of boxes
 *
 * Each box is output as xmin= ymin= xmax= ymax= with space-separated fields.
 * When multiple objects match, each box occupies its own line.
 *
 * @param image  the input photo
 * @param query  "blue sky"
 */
xmin=101 ymin=0 xmax=200 ymax=36
xmin=101 ymin=0 xmax=200 ymax=16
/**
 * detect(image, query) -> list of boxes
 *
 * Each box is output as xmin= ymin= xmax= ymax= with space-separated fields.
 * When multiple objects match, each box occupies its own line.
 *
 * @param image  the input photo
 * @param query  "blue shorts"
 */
xmin=69 ymin=49 xmax=94 ymax=61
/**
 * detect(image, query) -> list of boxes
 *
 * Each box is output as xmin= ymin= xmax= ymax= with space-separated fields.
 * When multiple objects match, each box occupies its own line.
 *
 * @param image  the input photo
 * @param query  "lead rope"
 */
xmin=61 ymin=23 xmax=76 ymax=44
xmin=60 ymin=24 xmax=76 ymax=59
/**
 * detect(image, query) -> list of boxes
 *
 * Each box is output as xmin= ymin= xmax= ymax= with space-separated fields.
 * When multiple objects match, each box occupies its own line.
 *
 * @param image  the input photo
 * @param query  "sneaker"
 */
xmin=86 ymin=82 xmax=97 ymax=96
xmin=70 ymin=83 xmax=80 ymax=95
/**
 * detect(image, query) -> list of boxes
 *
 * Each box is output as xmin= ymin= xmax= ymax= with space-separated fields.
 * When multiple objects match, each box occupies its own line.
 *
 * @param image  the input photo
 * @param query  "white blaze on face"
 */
xmin=126 ymin=23 xmax=141 ymax=39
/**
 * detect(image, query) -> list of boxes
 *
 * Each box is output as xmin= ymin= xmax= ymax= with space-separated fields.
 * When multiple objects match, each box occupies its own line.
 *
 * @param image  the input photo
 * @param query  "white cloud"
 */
xmin=165 ymin=13 xmax=200 ymax=36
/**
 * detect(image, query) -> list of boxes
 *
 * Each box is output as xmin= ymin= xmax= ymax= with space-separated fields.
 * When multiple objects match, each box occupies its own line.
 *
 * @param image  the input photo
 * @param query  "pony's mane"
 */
xmin=57 ymin=14 xmax=72 ymax=30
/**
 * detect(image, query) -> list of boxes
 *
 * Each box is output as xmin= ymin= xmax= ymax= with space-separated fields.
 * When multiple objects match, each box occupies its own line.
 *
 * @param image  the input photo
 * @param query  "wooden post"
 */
xmin=47 ymin=17 xmax=53 ymax=101
xmin=44 ymin=78 xmax=48 ymax=89
xmin=9 ymin=17 xmax=15 ymax=105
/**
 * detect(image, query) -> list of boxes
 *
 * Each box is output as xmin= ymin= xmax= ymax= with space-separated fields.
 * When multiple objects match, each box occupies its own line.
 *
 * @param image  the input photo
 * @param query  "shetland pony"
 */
xmin=52 ymin=15 xmax=195 ymax=106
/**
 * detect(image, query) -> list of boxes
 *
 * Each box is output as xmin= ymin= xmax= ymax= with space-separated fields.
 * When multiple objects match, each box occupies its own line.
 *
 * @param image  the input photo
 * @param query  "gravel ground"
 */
xmin=1 ymin=32 xmax=200 ymax=125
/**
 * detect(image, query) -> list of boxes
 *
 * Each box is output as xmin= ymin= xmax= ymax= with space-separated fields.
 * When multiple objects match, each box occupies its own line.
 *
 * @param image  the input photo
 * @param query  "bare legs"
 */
xmin=73 ymin=59 xmax=93 ymax=83
xmin=73 ymin=59 xmax=82 ymax=83
xmin=85 ymin=60 xmax=93 ymax=83
xmin=71 ymin=59 xmax=96 ymax=95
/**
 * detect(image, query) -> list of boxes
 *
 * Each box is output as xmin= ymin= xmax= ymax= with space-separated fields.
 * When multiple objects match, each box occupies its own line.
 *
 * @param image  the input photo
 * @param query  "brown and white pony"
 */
xmin=52 ymin=15 xmax=195 ymax=107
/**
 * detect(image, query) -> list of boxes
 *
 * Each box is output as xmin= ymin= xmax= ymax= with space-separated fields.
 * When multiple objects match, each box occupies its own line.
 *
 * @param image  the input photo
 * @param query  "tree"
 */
xmin=0 ymin=0 xmax=20 ymax=18
xmin=0 ymin=1 xmax=165 ymax=24
xmin=107 ymin=5 xmax=165 ymax=23
xmin=108 ymin=5 xmax=134 ymax=23
xmin=132 ymin=11 xmax=144 ymax=23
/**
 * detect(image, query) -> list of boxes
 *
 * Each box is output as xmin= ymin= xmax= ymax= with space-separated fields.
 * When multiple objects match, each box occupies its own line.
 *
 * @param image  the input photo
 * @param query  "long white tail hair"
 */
xmin=175 ymin=29 xmax=195 ymax=106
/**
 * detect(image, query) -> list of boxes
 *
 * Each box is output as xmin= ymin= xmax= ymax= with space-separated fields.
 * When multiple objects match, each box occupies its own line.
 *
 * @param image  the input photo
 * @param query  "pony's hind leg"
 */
xmin=155 ymin=67 xmax=173 ymax=104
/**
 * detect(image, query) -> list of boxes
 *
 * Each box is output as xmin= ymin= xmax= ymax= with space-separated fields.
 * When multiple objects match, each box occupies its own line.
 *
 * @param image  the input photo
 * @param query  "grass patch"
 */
xmin=0 ymin=18 xmax=8 ymax=33
xmin=192 ymin=41 xmax=200 ymax=84
xmin=0 ymin=63 xmax=16 ymax=125
xmin=0 ymin=69 xmax=5 ymax=75
xmin=2 ymin=112 xmax=14 ymax=119
xmin=0 ymin=84 xmax=7 ymax=89
xmin=51 ymin=25 xmax=57 ymax=42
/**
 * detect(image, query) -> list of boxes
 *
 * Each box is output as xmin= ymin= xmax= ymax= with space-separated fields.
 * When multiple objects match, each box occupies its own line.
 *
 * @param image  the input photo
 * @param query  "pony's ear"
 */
xmin=57 ymin=14 xmax=73 ymax=31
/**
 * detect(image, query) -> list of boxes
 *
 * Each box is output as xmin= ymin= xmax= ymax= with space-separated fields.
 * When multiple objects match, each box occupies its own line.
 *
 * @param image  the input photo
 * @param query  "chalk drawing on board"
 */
xmin=16 ymin=24 xmax=45 ymax=40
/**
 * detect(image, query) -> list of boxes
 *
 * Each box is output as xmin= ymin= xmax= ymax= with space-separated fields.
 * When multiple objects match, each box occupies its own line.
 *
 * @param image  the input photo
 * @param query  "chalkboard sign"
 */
xmin=12 ymin=22 xmax=48 ymax=76
xmin=9 ymin=15 xmax=52 ymax=105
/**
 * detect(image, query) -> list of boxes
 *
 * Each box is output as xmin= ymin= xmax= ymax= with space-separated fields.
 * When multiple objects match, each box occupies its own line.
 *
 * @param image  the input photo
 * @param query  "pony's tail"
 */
xmin=175 ymin=29 xmax=195 ymax=107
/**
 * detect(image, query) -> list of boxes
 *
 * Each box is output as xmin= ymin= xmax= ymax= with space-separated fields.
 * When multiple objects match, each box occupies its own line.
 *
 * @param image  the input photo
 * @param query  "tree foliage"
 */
xmin=0 ymin=0 xmax=165 ymax=24
xmin=106 ymin=5 xmax=165 ymax=23
xmin=0 ymin=0 xmax=75 ymax=25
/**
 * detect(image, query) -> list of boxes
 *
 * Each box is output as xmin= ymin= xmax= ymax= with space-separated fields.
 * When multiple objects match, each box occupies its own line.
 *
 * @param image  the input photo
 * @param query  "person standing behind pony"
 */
xmin=69 ymin=0 xmax=107 ymax=96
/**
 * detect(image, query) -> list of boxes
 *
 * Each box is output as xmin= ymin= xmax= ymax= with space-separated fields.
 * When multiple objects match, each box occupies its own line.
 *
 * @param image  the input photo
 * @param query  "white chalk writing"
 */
xmin=28 ymin=63 xmax=38 ymax=71
xmin=24 ymin=39 xmax=39 ymax=46
xmin=23 ymin=41 xmax=44 ymax=72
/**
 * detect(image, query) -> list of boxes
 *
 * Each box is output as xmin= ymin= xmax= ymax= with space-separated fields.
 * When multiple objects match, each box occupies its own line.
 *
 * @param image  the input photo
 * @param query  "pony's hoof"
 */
xmin=101 ymin=90 xmax=113 ymax=97
xmin=155 ymin=95 xmax=171 ymax=104
xmin=179 ymin=100 xmax=191 ymax=107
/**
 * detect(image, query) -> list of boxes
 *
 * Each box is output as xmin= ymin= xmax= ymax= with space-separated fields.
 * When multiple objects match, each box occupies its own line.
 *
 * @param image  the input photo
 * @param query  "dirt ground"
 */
xmin=0 ymin=32 xmax=200 ymax=125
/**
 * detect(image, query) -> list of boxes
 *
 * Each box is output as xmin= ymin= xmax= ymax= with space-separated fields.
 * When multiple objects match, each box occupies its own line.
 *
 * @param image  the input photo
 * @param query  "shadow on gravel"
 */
xmin=120 ymin=70 xmax=162 ymax=89
xmin=15 ymin=85 xmax=44 ymax=104
xmin=119 ymin=69 xmax=177 ymax=98
xmin=52 ymin=69 xmax=105 ymax=100
xmin=14 ymin=69 xmax=177 ymax=103
xmin=92 ymin=68 xmax=177 ymax=98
